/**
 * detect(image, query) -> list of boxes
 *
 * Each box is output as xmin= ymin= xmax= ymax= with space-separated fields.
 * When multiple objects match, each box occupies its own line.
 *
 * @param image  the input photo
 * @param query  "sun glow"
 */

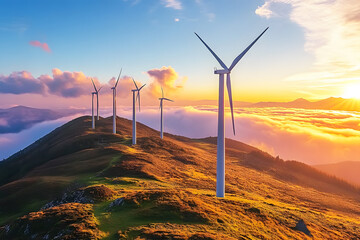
xmin=342 ymin=84 xmax=360 ymax=99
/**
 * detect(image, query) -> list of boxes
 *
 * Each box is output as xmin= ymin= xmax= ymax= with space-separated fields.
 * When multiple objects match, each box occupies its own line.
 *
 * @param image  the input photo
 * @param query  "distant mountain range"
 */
xmin=248 ymin=97 xmax=360 ymax=111
xmin=314 ymin=161 xmax=360 ymax=186
xmin=189 ymin=97 xmax=360 ymax=112
xmin=0 ymin=106 xmax=84 ymax=134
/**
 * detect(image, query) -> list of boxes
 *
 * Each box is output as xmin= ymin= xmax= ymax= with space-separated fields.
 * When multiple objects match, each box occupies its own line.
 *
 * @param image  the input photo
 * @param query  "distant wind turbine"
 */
xmin=195 ymin=27 xmax=269 ymax=197
xmin=131 ymin=78 xmax=146 ymax=145
xmin=111 ymin=69 xmax=122 ymax=134
xmin=91 ymin=78 xmax=102 ymax=121
xmin=159 ymin=87 xmax=174 ymax=139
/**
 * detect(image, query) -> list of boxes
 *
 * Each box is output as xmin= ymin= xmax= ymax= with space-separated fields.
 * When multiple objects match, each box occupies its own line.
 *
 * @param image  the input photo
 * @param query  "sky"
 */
xmin=1 ymin=0 xmax=359 ymax=108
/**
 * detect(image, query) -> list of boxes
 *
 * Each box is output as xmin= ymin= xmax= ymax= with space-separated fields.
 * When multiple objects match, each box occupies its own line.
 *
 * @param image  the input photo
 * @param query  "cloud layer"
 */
xmin=256 ymin=0 xmax=360 ymax=89
xmin=119 ymin=106 xmax=360 ymax=165
xmin=2 ymin=105 xmax=360 ymax=165
xmin=29 ymin=40 xmax=51 ymax=53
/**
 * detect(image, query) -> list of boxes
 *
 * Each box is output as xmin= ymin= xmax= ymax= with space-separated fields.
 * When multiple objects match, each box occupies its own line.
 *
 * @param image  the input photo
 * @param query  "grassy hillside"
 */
xmin=314 ymin=161 xmax=360 ymax=187
xmin=0 ymin=116 xmax=359 ymax=239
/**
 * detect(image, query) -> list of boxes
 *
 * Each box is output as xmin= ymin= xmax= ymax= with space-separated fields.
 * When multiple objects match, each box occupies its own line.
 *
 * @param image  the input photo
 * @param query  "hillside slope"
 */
xmin=314 ymin=161 xmax=360 ymax=186
xmin=0 ymin=116 xmax=359 ymax=239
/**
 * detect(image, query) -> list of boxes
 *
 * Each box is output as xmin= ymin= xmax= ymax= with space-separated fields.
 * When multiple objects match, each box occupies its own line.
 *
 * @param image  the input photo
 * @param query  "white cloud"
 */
xmin=256 ymin=0 xmax=360 ymax=85
xmin=255 ymin=2 xmax=274 ymax=19
xmin=162 ymin=0 xmax=182 ymax=10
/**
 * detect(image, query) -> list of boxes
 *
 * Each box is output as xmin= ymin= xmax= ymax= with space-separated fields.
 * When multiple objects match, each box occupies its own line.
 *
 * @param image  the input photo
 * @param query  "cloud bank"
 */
xmin=29 ymin=40 xmax=51 ymax=53
xmin=0 ymin=71 xmax=45 ymax=94
xmin=0 ymin=66 xmax=186 ymax=100
xmin=0 ymin=69 xmax=101 ymax=98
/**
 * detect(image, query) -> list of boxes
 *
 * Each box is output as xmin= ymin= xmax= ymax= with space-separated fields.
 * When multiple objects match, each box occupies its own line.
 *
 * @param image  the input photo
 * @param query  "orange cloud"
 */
xmin=147 ymin=66 xmax=187 ymax=97
xmin=29 ymin=40 xmax=51 ymax=53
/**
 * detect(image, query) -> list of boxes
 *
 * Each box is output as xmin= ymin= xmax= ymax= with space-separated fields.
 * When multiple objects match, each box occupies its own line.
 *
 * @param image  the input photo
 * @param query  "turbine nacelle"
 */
xmin=214 ymin=69 xmax=230 ymax=74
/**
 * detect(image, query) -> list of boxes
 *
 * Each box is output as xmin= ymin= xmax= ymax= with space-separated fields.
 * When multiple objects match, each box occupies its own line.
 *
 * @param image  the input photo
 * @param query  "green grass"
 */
xmin=94 ymin=194 xmax=207 ymax=240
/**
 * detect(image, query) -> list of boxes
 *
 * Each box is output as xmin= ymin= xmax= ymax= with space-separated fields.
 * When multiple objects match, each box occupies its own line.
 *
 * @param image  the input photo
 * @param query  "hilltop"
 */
xmin=0 ymin=116 xmax=359 ymax=239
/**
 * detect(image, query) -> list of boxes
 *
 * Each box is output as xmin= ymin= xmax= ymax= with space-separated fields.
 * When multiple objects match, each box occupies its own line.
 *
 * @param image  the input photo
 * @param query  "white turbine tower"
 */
xmin=91 ymin=78 xmax=102 ymax=121
xmin=159 ymin=87 xmax=174 ymax=139
xmin=111 ymin=69 xmax=122 ymax=134
xmin=91 ymin=91 xmax=96 ymax=129
xmin=195 ymin=27 xmax=268 ymax=198
xmin=131 ymin=78 xmax=146 ymax=145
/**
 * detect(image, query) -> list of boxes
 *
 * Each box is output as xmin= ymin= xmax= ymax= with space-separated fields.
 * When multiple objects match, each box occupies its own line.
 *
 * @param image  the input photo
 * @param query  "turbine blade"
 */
xmin=98 ymin=86 xmax=102 ymax=92
xmin=139 ymin=83 xmax=146 ymax=91
xmin=229 ymin=27 xmax=269 ymax=71
xmin=115 ymin=68 xmax=122 ymax=88
xmin=163 ymin=98 xmax=174 ymax=102
xmin=194 ymin=32 xmax=229 ymax=71
xmin=226 ymin=74 xmax=236 ymax=135
xmin=91 ymin=78 xmax=97 ymax=91
xmin=132 ymin=78 xmax=139 ymax=90
xmin=161 ymin=87 xmax=164 ymax=98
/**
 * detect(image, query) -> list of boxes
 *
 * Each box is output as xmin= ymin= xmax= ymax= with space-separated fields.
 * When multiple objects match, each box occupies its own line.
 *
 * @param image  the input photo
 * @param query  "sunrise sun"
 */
xmin=342 ymin=84 xmax=360 ymax=99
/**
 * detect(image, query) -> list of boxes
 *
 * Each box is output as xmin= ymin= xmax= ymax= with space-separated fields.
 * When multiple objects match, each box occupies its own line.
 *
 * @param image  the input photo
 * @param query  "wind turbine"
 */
xmin=111 ymin=69 xmax=122 ymax=134
xmin=91 ymin=78 xmax=102 ymax=121
xmin=159 ymin=87 xmax=174 ymax=139
xmin=131 ymin=78 xmax=146 ymax=145
xmin=195 ymin=27 xmax=269 ymax=198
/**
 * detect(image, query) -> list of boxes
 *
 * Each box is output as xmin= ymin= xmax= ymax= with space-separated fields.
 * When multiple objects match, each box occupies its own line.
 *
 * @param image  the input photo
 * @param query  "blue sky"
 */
xmin=1 ymin=0 xmax=358 ymax=105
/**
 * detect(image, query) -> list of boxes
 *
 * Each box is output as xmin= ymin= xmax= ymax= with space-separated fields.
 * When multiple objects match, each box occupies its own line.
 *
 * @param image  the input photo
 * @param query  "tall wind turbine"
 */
xmin=195 ymin=27 xmax=268 ymax=198
xmin=131 ymin=78 xmax=146 ymax=145
xmin=159 ymin=87 xmax=174 ymax=139
xmin=111 ymin=69 xmax=122 ymax=134
xmin=91 ymin=78 xmax=102 ymax=120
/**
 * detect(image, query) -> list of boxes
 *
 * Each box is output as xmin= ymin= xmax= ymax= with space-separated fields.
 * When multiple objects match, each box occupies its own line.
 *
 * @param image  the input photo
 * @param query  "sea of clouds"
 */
xmin=2 ymin=106 xmax=360 ymax=165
